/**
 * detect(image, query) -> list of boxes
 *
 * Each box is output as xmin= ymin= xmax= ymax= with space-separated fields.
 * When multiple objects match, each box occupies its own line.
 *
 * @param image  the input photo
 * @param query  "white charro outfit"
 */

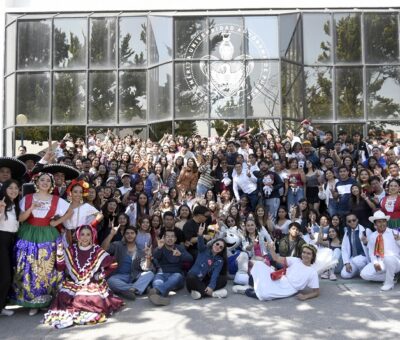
xmin=341 ymin=224 xmax=371 ymax=279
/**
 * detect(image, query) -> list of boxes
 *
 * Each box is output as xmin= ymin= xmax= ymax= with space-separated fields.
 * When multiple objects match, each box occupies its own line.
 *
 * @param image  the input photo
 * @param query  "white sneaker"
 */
xmin=1 ymin=309 xmax=14 ymax=316
xmin=320 ymin=271 xmax=329 ymax=279
xmin=28 ymin=308 xmax=39 ymax=316
xmin=191 ymin=290 xmax=202 ymax=300
xmin=232 ymin=285 xmax=251 ymax=294
xmin=212 ymin=288 xmax=228 ymax=298
xmin=380 ymin=283 xmax=394 ymax=291
xmin=329 ymin=272 xmax=337 ymax=281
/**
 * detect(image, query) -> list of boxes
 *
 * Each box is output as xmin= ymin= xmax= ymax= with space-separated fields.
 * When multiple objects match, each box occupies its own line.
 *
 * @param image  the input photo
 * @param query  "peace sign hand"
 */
xmin=198 ymin=223 xmax=206 ymax=236
xmin=392 ymin=229 xmax=400 ymax=241
xmin=0 ymin=197 xmax=6 ymax=214
xmin=157 ymin=236 xmax=165 ymax=249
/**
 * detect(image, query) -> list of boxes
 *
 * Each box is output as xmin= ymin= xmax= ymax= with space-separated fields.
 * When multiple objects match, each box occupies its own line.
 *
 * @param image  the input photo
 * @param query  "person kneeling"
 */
xmin=234 ymin=243 xmax=319 ymax=301
xmin=149 ymin=230 xmax=193 ymax=306
xmin=186 ymin=224 xmax=228 ymax=299
xmin=102 ymin=226 xmax=154 ymax=300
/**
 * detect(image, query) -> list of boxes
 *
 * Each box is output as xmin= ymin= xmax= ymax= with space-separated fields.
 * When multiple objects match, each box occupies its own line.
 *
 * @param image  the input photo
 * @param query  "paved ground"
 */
xmin=1 ymin=279 xmax=400 ymax=340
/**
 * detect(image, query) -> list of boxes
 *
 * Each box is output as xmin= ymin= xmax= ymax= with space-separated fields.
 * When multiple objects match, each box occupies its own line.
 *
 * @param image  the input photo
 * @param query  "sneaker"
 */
xmin=1 ymin=309 xmax=14 ymax=316
xmin=148 ymin=288 xmax=158 ymax=296
xmin=190 ymin=290 xmax=202 ymax=300
xmin=329 ymin=272 xmax=337 ymax=281
xmin=212 ymin=288 xmax=228 ymax=298
xmin=28 ymin=308 xmax=39 ymax=316
xmin=149 ymin=293 xmax=170 ymax=306
xmin=119 ymin=288 xmax=137 ymax=300
xmin=320 ymin=271 xmax=329 ymax=279
xmin=380 ymin=283 xmax=394 ymax=291
xmin=244 ymin=288 xmax=258 ymax=299
xmin=232 ymin=285 xmax=251 ymax=295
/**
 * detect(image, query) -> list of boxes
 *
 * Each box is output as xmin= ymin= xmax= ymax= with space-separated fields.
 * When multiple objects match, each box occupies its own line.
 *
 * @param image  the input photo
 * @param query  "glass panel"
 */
xmin=337 ymin=123 xmax=364 ymax=137
xmin=281 ymin=62 xmax=303 ymax=119
xmin=367 ymin=66 xmax=400 ymax=120
xmin=304 ymin=66 xmax=333 ymax=120
xmin=54 ymin=18 xmax=87 ymax=69
xmin=246 ymin=119 xmax=281 ymax=135
xmin=210 ymin=119 xmax=245 ymax=137
xmin=5 ymin=75 xmax=15 ymax=127
xmin=17 ymin=73 xmax=50 ymax=124
xmin=209 ymin=60 xmax=245 ymax=118
xmin=148 ymin=16 xmax=173 ymax=65
xmin=51 ymin=126 xmax=86 ymax=142
xmin=6 ymin=13 xmax=22 ymax=25
xmin=175 ymin=61 xmax=209 ymax=118
xmin=247 ymin=60 xmax=280 ymax=118
xmin=5 ymin=129 xmax=14 ymax=157
xmin=90 ymin=17 xmax=116 ymax=67
xmin=303 ymin=13 xmax=332 ymax=65
xmin=174 ymin=120 xmax=209 ymax=137
xmin=281 ymin=120 xmax=299 ymax=136
xmin=367 ymin=122 xmax=399 ymax=141
xmin=89 ymin=71 xmax=117 ymax=124
xmin=175 ymin=17 xmax=208 ymax=59
xmin=15 ymin=126 xmax=49 ymax=155
xmin=6 ymin=23 xmax=16 ymax=74
xmin=148 ymin=63 xmax=173 ymax=121
xmin=17 ymin=20 xmax=51 ymax=69
xmin=119 ymin=17 xmax=147 ymax=67
xmin=149 ymin=122 xmax=172 ymax=141
xmin=336 ymin=67 xmax=363 ymax=120
xmin=119 ymin=70 xmax=147 ymax=123
xmin=244 ymin=16 xmax=279 ymax=59
xmin=279 ymin=13 xmax=298 ymax=57
xmin=364 ymin=13 xmax=399 ymax=64
xmin=53 ymin=72 xmax=86 ymax=124
xmin=117 ymin=127 xmax=146 ymax=140
xmin=334 ymin=13 xmax=361 ymax=63
xmin=209 ymin=17 xmax=244 ymax=60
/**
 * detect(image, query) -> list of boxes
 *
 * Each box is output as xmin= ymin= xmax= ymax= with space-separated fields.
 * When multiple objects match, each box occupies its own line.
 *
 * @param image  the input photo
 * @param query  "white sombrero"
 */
xmin=368 ymin=210 xmax=390 ymax=223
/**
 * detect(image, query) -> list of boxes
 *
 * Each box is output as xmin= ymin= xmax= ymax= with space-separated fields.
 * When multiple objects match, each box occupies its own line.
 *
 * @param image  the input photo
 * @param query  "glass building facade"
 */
xmin=3 ymin=10 xmax=400 ymax=154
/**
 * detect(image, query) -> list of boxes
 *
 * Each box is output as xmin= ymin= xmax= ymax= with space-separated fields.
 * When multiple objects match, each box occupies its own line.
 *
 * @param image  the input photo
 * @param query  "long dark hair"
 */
xmin=208 ymin=238 xmax=228 ymax=276
xmin=0 ymin=180 xmax=21 ymax=220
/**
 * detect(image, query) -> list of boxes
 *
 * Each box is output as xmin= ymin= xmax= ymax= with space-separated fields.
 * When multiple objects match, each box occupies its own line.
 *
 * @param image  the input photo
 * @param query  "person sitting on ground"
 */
xmin=278 ymin=222 xmax=306 ymax=258
xmin=234 ymin=243 xmax=319 ymax=302
xmin=102 ymin=226 xmax=154 ymax=300
xmin=186 ymin=224 xmax=228 ymax=300
xmin=148 ymin=230 xmax=193 ymax=306
xmin=360 ymin=210 xmax=400 ymax=291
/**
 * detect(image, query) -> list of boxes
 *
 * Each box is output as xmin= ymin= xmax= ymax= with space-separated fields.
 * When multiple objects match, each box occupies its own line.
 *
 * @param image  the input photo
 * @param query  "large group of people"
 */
xmin=1 ymin=121 xmax=400 ymax=328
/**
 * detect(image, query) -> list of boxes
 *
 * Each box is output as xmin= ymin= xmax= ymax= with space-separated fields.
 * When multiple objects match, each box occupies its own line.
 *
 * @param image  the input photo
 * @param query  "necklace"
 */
xmin=74 ymin=243 xmax=96 ymax=273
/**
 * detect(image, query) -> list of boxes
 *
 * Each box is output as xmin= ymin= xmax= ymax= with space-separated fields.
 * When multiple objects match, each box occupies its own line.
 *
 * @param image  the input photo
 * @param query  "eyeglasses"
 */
xmin=214 ymin=242 xmax=225 ymax=250
xmin=347 ymin=219 xmax=357 ymax=223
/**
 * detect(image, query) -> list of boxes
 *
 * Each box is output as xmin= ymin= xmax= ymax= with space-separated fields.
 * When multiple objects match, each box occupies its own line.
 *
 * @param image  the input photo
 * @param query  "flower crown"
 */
xmin=66 ymin=179 xmax=90 ymax=197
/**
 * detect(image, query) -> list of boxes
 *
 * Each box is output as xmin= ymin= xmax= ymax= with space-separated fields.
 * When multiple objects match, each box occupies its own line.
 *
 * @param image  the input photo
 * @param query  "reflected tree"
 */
xmin=175 ymin=121 xmax=199 ymax=137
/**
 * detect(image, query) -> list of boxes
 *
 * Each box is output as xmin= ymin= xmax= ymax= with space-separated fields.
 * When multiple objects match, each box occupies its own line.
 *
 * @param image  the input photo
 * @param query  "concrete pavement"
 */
xmin=1 ymin=279 xmax=399 ymax=340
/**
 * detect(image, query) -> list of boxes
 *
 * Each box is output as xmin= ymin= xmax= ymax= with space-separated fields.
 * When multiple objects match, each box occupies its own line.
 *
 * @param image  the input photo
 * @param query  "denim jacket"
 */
xmin=188 ymin=236 xmax=223 ymax=289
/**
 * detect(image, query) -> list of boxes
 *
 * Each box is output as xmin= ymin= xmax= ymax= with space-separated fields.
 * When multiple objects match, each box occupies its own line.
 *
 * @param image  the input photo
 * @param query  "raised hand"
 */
xmin=198 ymin=223 xmax=206 ymax=236
xmin=111 ymin=224 xmax=120 ymax=236
xmin=0 ymin=197 xmax=6 ymax=214
xmin=172 ymin=247 xmax=181 ymax=257
xmin=157 ymin=236 xmax=165 ymax=249
xmin=392 ymin=229 xmax=400 ymax=241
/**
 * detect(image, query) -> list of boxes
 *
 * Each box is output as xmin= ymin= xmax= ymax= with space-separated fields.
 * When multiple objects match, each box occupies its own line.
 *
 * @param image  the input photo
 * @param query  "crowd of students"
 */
xmin=1 ymin=121 xmax=400 ymax=328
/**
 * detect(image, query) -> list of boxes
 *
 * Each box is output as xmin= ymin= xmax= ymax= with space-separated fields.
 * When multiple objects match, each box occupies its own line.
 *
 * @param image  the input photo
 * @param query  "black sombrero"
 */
xmin=42 ymin=164 xmax=80 ymax=181
xmin=0 ymin=157 xmax=27 ymax=180
xmin=17 ymin=153 xmax=41 ymax=164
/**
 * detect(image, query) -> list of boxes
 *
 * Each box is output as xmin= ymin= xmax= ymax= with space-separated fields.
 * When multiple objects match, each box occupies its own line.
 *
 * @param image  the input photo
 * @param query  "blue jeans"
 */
xmin=246 ymin=190 xmax=259 ymax=212
xmin=287 ymin=187 xmax=304 ymax=210
xmin=328 ymin=200 xmax=338 ymax=217
xmin=107 ymin=271 xmax=154 ymax=295
xmin=152 ymin=272 xmax=185 ymax=297
xmin=196 ymin=183 xmax=209 ymax=198
xmin=265 ymin=197 xmax=280 ymax=218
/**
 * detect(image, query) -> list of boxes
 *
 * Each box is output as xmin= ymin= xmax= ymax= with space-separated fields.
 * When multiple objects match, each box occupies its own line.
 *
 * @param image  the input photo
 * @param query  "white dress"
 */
xmin=19 ymin=195 xmax=69 ymax=218
xmin=251 ymin=257 xmax=319 ymax=301
xmin=63 ymin=203 xmax=99 ymax=230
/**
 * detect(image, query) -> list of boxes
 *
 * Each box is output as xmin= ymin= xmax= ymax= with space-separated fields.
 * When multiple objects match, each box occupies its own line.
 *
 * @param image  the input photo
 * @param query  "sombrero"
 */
xmin=17 ymin=153 xmax=41 ymax=164
xmin=42 ymin=164 xmax=80 ymax=181
xmin=0 ymin=157 xmax=27 ymax=180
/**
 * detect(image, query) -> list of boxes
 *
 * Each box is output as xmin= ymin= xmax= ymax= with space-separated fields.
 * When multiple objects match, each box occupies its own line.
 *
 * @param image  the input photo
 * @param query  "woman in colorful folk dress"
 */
xmin=43 ymin=225 xmax=123 ymax=329
xmin=11 ymin=172 xmax=72 ymax=316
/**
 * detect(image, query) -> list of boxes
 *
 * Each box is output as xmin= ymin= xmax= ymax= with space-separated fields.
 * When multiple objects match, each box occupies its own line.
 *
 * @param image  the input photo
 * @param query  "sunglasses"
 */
xmin=214 ymin=242 xmax=225 ymax=250
xmin=347 ymin=219 xmax=357 ymax=223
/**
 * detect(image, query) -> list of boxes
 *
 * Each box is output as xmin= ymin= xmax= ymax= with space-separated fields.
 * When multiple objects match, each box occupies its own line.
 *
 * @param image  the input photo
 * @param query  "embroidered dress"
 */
xmin=11 ymin=194 xmax=69 ymax=308
xmin=43 ymin=244 xmax=123 ymax=329
xmin=380 ymin=196 xmax=400 ymax=229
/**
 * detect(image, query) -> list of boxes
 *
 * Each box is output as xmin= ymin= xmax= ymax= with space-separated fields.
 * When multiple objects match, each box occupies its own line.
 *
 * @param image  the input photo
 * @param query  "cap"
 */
xmin=106 ymin=176 xmax=118 ymax=184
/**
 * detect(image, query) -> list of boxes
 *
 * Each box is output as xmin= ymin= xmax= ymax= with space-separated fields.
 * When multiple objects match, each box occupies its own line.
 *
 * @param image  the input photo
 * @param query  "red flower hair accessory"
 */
xmin=66 ymin=179 xmax=90 ymax=197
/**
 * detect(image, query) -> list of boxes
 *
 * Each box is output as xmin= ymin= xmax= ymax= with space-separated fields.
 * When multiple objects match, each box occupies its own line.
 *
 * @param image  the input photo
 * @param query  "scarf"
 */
xmin=374 ymin=232 xmax=384 ymax=258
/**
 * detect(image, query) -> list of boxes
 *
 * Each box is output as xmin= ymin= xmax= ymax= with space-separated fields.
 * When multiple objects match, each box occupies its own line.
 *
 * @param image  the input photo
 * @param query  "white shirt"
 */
xmin=367 ymin=228 xmax=400 ymax=264
xmin=233 ymin=171 xmax=258 ymax=201
xmin=119 ymin=185 xmax=132 ymax=196
xmin=20 ymin=195 xmax=69 ymax=218
xmin=64 ymin=203 xmax=99 ymax=230
xmin=286 ymin=257 xmax=319 ymax=290
xmin=342 ymin=225 xmax=371 ymax=264
xmin=0 ymin=205 xmax=19 ymax=233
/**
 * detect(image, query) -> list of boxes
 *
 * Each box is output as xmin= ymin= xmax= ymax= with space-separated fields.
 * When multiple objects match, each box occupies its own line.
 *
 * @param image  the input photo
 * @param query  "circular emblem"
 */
xmin=183 ymin=24 xmax=270 ymax=109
